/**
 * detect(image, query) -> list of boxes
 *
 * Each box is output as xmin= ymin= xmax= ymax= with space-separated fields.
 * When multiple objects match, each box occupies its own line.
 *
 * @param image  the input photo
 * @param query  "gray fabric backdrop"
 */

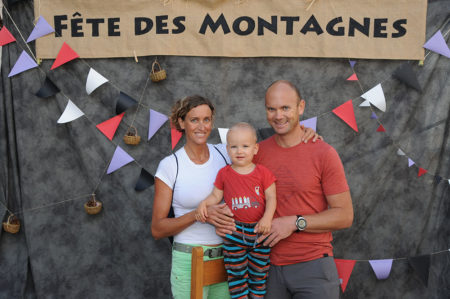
xmin=1 ymin=1 xmax=449 ymax=298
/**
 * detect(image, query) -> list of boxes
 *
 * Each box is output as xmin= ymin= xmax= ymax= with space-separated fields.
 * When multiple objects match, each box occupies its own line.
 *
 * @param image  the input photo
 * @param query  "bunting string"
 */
xmin=1 ymin=2 xmax=449 ymax=216
xmin=338 ymin=248 xmax=450 ymax=262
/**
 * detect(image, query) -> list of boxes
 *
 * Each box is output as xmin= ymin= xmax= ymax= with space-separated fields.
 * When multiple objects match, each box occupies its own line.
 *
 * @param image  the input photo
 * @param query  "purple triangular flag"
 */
xmin=26 ymin=16 xmax=54 ymax=43
xmin=423 ymin=30 xmax=450 ymax=58
xmin=370 ymin=112 xmax=378 ymax=119
xmin=369 ymin=259 xmax=393 ymax=280
xmin=349 ymin=60 xmax=356 ymax=68
xmin=300 ymin=116 xmax=317 ymax=132
xmin=107 ymin=146 xmax=135 ymax=174
xmin=148 ymin=109 xmax=169 ymax=141
xmin=408 ymin=158 xmax=415 ymax=167
xmin=8 ymin=50 xmax=38 ymax=77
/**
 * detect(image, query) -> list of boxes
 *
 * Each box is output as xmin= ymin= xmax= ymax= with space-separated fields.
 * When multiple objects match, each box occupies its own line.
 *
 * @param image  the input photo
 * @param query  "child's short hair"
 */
xmin=227 ymin=122 xmax=257 ymax=143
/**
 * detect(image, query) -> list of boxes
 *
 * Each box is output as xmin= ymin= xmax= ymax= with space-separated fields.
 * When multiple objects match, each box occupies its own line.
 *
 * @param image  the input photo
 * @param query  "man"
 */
xmin=209 ymin=80 xmax=353 ymax=299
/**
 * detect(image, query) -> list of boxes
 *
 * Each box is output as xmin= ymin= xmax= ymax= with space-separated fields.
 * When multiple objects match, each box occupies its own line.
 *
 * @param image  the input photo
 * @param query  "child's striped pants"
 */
xmin=223 ymin=221 xmax=271 ymax=299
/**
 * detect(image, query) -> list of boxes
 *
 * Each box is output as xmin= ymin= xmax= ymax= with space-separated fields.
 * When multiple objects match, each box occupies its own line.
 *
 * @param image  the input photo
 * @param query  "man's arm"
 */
xmin=257 ymin=190 xmax=353 ymax=247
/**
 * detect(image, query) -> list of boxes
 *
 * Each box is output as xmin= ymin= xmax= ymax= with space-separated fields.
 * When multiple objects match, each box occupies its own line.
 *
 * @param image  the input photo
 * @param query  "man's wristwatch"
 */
xmin=295 ymin=215 xmax=307 ymax=232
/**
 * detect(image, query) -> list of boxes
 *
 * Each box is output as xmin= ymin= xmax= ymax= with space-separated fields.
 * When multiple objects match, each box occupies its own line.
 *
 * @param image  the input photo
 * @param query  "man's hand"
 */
xmin=206 ymin=203 xmax=236 ymax=236
xmin=257 ymin=216 xmax=296 ymax=247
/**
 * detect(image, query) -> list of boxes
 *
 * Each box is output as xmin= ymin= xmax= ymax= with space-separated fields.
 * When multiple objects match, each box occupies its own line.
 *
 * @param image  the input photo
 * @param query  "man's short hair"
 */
xmin=266 ymin=80 xmax=302 ymax=101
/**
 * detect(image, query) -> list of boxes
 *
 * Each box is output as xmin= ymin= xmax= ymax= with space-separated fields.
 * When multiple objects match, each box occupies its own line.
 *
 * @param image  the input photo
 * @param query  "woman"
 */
xmin=151 ymin=95 xmax=318 ymax=298
xmin=152 ymin=95 xmax=231 ymax=299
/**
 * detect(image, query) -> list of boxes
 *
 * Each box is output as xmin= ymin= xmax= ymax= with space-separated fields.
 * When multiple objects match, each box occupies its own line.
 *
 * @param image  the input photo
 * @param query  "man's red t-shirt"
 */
xmin=214 ymin=164 xmax=276 ymax=223
xmin=254 ymin=137 xmax=349 ymax=265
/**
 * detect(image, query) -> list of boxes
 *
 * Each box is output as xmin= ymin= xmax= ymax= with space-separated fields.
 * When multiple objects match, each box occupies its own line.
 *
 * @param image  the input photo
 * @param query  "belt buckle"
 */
xmin=205 ymin=247 xmax=223 ymax=258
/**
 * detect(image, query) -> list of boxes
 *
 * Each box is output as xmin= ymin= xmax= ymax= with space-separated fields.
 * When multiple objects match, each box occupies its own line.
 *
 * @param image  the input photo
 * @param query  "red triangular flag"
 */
xmin=335 ymin=259 xmax=356 ymax=293
xmin=0 ymin=26 xmax=16 ymax=46
xmin=96 ymin=113 xmax=124 ymax=140
xmin=50 ymin=42 xmax=79 ymax=70
xmin=418 ymin=168 xmax=427 ymax=177
xmin=376 ymin=124 xmax=385 ymax=132
xmin=171 ymin=127 xmax=182 ymax=150
xmin=332 ymin=100 xmax=358 ymax=132
xmin=346 ymin=73 xmax=358 ymax=81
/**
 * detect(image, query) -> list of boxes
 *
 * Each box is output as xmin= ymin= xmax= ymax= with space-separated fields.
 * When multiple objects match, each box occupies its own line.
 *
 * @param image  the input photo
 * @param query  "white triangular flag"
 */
xmin=86 ymin=68 xmax=109 ymax=95
xmin=57 ymin=100 xmax=84 ymax=123
xmin=397 ymin=149 xmax=405 ymax=156
xmin=218 ymin=128 xmax=229 ymax=144
xmin=359 ymin=84 xmax=386 ymax=112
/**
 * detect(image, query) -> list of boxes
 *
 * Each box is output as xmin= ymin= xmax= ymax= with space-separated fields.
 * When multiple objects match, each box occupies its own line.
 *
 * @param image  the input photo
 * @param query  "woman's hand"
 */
xmin=206 ymin=203 xmax=236 ymax=236
xmin=301 ymin=125 xmax=322 ymax=143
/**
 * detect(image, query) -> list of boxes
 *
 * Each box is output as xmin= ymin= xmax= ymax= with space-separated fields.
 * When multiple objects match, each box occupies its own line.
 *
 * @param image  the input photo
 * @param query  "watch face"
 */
xmin=297 ymin=218 xmax=307 ymax=230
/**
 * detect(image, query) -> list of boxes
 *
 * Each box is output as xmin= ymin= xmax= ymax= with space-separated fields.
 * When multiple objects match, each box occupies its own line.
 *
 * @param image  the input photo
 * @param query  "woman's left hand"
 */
xmin=301 ymin=125 xmax=322 ymax=143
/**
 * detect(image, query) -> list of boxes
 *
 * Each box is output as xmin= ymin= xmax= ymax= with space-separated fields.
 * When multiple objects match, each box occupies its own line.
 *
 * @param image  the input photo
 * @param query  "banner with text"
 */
xmin=35 ymin=0 xmax=427 ymax=60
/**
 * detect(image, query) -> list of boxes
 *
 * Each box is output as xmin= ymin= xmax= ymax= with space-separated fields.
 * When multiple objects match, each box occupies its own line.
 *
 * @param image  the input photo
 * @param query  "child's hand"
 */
xmin=255 ymin=216 xmax=271 ymax=235
xmin=195 ymin=201 xmax=208 ymax=223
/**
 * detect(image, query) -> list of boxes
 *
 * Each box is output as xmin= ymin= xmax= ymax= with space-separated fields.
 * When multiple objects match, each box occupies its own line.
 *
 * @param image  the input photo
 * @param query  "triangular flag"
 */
xmin=408 ymin=158 xmax=415 ymax=167
xmin=57 ymin=100 xmax=84 ymax=123
xmin=107 ymin=146 xmax=135 ymax=174
xmin=346 ymin=73 xmax=358 ymax=81
xmin=434 ymin=175 xmax=442 ymax=184
xmin=370 ymin=112 xmax=378 ymax=119
xmin=335 ymin=259 xmax=356 ymax=293
xmin=171 ymin=127 xmax=183 ymax=150
xmin=50 ymin=42 xmax=79 ymax=70
xmin=96 ymin=113 xmax=124 ymax=140
xmin=0 ymin=26 xmax=16 ymax=46
xmin=423 ymin=30 xmax=450 ymax=58
xmin=26 ymin=16 xmax=54 ymax=42
xmin=369 ymin=259 xmax=393 ymax=280
xmin=332 ymin=100 xmax=358 ymax=132
xmin=148 ymin=109 xmax=169 ymax=141
xmin=7 ymin=0 xmax=25 ymax=5
xmin=218 ymin=128 xmax=229 ymax=144
xmin=116 ymin=91 xmax=138 ymax=115
xmin=376 ymin=124 xmax=385 ymax=132
xmin=360 ymin=84 xmax=386 ymax=112
xmin=35 ymin=76 xmax=60 ymax=98
xmin=8 ymin=50 xmax=38 ymax=77
xmin=349 ymin=60 xmax=356 ymax=68
xmin=86 ymin=68 xmax=109 ymax=95
xmin=135 ymin=168 xmax=155 ymax=191
xmin=418 ymin=168 xmax=427 ymax=177
xmin=408 ymin=255 xmax=431 ymax=287
xmin=393 ymin=63 xmax=422 ymax=92
xmin=300 ymin=116 xmax=317 ymax=132
xmin=397 ymin=149 xmax=405 ymax=156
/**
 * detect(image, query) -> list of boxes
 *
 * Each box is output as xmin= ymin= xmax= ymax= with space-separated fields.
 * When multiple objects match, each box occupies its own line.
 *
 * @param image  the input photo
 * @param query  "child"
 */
xmin=196 ymin=122 xmax=276 ymax=299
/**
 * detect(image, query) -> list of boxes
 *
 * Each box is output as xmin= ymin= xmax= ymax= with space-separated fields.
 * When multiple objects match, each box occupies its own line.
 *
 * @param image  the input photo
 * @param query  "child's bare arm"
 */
xmin=254 ymin=183 xmax=276 ymax=234
xmin=196 ymin=187 xmax=224 ymax=222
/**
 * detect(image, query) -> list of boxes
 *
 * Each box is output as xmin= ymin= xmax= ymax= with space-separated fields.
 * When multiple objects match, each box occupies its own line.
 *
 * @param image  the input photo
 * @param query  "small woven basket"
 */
xmin=150 ymin=60 xmax=166 ymax=82
xmin=84 ymin=195 xmax=102 ymax=215
xmin=123 ymin=126 xmax=141 ymax=145
xmin=2 ymin=215 xmax=20 ymax=234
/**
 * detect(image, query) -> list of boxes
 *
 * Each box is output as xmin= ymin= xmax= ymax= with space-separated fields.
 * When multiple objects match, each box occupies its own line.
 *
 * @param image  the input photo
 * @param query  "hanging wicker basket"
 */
xmin=84 ymin=195 xmax=102 ymax=215
xmin=2 ymin=214 xmax=20 ymax=234
xmin=150 ymin=60 xmax=167 ymax=82
xmin=123 ymin=126 xmax=141 ymax=145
